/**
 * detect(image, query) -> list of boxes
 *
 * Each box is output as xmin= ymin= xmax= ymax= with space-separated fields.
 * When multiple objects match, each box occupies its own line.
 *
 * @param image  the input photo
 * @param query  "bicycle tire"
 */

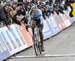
xmin=33 ymin=26 xmax=42 ymax=56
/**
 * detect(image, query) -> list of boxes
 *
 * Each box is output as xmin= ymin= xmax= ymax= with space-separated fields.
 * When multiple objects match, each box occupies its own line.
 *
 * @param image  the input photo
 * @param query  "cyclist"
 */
xmin=28 ymin=5 xmax=44 ymax=52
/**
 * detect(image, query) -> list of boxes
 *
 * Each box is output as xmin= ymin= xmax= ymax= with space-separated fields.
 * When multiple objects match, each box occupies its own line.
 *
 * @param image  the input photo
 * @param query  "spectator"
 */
xmin=13 ymin=2 xmax=28 ymax=27
xmin=0 ymin=4 xmax=12 ymax=28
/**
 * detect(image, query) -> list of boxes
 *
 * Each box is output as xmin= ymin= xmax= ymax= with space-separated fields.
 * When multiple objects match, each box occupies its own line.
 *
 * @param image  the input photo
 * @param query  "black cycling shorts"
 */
xmin=32 ymin=18 xmax=43 ymax=27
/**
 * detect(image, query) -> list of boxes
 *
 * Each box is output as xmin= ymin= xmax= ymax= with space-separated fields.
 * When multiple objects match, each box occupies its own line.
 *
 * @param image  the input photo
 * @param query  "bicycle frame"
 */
xmin=31 ymin=20 xmax=42 ymax=56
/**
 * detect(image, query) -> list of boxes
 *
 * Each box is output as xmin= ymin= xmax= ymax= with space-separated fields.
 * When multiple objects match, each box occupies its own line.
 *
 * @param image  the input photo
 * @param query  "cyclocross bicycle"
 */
xmin=31 ymin=20 xmax=42 ymax=56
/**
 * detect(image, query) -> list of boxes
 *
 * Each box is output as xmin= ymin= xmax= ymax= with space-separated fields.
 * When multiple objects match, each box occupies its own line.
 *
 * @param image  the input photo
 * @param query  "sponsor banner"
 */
xmin=52 ymin=12 xmax=65 ymax=30
xmin=0 ymin=30 xmax=11 ymax=61
xmin=46 ymin=15 xmax=61 ymax=35
xmin=63 ymin=10 xmax=70 ymax=19
xmin=42 ymin=18 xmax=53 ymax=39
xmin=0 ymin=51 xmax=10 ymax=61
xmin=59 ymin=13 xmax=71 ymax=27
xmin=17 ymin=24 xmax=33 ymax=47
xmin=70 ymin=17 xmax=75 ymax=23
xmin=0 ymin=24 xmax=29 ymax=60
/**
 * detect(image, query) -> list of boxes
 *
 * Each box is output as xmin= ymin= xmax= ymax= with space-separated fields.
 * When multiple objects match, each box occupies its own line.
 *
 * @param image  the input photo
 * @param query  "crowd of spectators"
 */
xmin=0 ymin=0 xmax=75 ymax=28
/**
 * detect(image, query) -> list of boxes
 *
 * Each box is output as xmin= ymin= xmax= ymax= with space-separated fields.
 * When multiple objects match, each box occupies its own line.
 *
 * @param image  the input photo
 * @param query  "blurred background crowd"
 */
xmin=0 ymin=0 xmax=75 ymax=28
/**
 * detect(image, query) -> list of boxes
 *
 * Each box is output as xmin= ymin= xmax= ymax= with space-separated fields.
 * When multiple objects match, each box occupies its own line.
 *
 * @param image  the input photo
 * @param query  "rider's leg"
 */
xmin=39 ymin=24 xmax=45 ymax=51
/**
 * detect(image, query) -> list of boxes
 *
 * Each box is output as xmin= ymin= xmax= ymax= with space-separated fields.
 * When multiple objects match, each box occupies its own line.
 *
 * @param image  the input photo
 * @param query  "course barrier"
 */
xmin=0 ymin=11 xmax=73 ymax=60
xmin=0 ymin=24 xmax=33 ymax=61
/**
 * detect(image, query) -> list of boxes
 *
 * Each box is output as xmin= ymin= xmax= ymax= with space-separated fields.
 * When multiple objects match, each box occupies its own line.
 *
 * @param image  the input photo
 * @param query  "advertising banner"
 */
xmin=46 ymin=15 xmax=61 ymax=35
xmin=59 ymin=13 xmax=71 ymax=27
xmin=42 ymin=18 xmax=53 ymax=39
xmin=17 ymin=24 xmax=33 ymax=47
xmin=53 ymin=12 xmax=66 ymax=30
xmin=0 ymin=24 xmax=33 ymax=61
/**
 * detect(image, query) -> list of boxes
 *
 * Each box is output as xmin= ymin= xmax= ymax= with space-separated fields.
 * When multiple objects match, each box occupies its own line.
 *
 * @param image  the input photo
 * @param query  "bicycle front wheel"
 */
xmin=33 ymin=27 xmax=42 ymax=56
